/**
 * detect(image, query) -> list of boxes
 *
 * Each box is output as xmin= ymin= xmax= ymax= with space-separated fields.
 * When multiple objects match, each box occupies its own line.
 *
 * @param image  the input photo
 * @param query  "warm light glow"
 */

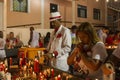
xmin=106 ymin=0 xmax=109 ymax=2
xmin=114 ymin=0 xmax=118 ymax=2
xmin=96 ymin=0 xmax=99 ymax=2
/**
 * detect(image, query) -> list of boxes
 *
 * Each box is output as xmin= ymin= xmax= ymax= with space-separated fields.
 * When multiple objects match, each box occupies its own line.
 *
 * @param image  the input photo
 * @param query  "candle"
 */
xmin=32 ymin=72 xmax=36 ymax=78
xmin=24 ymin=72 xmax=27 ymax=77
xmin=30 ymin=67 xmax=33 ymax=74
xmin=28 ymin=60 xmax=31 ymax=66
xmin=9 ymin=57 xmax=12 ymax=66
xmin=57 ymin=74 xmax=61 ymax=80
xmin=19 ymin=58 xmax=23 ymax=69
xmin=5 ymin=68 xmax=8 ymax=73
xmin=23 ymin=65 xmax=27 ymax=71
xmin=46 ymin=68 xmax=50 ymax=77
xmin=55 ymin=76 xmax=58 ymax=80
xmin=66 ymin=76 xmax=70 ymax=80
xmin=34 ymin=58 xmax=39 ymax=73
xmin=0 ymin=62 xmax=4 ymax=71
xmin=5 ymin=72 xmax=11 ymax=80
xmin=51 ymin=69 xmax=54 ymax=77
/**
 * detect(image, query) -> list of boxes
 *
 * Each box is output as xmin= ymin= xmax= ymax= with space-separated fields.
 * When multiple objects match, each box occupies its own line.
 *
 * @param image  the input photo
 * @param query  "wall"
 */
xmin=75 ymin=0 xmax=105 ymax=26
xmin=6 ymin=0 xmax=106 ymax=28
xmin=44 ymin=0 xmax=106 ymax=27
xmin=0 ymin=2 xmax=3 ymax=30
xmin=7 ymin=0 xmax=41 ymax=27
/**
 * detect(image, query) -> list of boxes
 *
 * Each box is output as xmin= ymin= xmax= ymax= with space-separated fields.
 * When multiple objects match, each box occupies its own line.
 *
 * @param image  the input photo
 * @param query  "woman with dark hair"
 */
xmin=67 ymin=22 xmax=108 ymax=80
xmin=0 ymin=31 xmax=6 ymax=60
xmin=44 ymin=32 xmax=50 ymax=48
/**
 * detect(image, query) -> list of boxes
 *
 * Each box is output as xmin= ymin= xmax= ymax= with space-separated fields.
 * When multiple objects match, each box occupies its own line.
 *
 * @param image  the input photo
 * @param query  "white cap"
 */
xmin=50 ymin=12 xmax=62 ymax=21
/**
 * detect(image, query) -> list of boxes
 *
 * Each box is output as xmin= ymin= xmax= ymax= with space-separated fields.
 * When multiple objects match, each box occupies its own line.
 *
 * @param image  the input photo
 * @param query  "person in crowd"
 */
xmin=46 ymin=12 xmax=71 ymax=71
xmin=16 ymin=35 xmax=24 ymax=48
xmin=6 ymin=32 xmax=18 ymax=49
xmin=39 ymin=33 xmax=44 ymax=48
xmin=0 ymin=31 xmax=6 ymax=60
xmin=28 ymin=27 xmax=39 ymax=47
xmin=102 ymin=27 xmax=109 ymax=44
xmin=71 ymin=25 xmax=77 ymax=51
xmin=44 ymin=32 xmax=51 ymax=48
xmin=113 ymin=31 xmax=120 ymax=45
xmin=110 ymin=43 xmax=120 ymax=66
xmin=69 ymin=25 xmax=78 ymax=74
xmin=105 ymin=31 xmax=114 ymax=46
xmin=67 ymin=22 xmax=108 ymax=80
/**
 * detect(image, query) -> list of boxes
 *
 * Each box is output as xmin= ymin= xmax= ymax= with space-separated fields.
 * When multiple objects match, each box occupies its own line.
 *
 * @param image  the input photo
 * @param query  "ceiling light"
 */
xmin=114 ymin=0 xmax=118 ymax=2
xmin=106 ymin=0 xmax=109 ymax=2
xmin=96 ymin=0 xmax=99 ymax=2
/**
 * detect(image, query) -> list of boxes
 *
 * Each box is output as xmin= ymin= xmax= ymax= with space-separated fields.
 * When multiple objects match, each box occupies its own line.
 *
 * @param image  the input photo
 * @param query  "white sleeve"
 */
xmin=92 ymin=42 xmax=108 ymax=62
xmin=112 ymin=43 xmax=120 ymax=59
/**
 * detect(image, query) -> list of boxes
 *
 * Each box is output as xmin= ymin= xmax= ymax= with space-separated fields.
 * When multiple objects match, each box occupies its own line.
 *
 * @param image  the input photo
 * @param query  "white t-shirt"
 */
xmin=74 ymin=41 xmax=108 ymax=80
xmin=0 ymin=38 xmax=6 ymax=59
xmin=112 ymin=43 xmax=120 ymax=59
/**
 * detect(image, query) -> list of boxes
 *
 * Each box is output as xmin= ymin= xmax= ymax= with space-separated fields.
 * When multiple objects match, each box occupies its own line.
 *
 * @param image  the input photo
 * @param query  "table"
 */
xmin=18 ymin=47 xmax=46 ymax=60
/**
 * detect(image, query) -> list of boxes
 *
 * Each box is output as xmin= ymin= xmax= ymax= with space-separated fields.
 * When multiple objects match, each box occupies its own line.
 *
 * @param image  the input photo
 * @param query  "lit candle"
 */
xmin=5 ymin=72 xmax=11 ymax=80
xmin=19 ymin=58 xmax=23 ymax=69
xmin=30 ymin=67 xmax=33 ymax=74
xmin=66 ymin=76 xmax=69 ymax=80
xmin=23 ymin=65 xmax=27 ymax=71
xmin=57 ymin=74 xmax=61 ymax=80
xmin=24 ymin=72 xmax=27 ymax=77
xmin=9 ymin=57 xmax=12 ymax=66
xmin=51 ymin=69 xmax=54 ymax=77
xmin=34 ymin=58 xmax=39 ymax=73
xmin=5 ymin=68 xmax=8 ymax=73
xmin=55 ymin=76 xmax=58 ymax=80
xmin=32 ymin=72 xmax=36 ymax=78
xmin=0 ymin=62 xmax=4 ymax=71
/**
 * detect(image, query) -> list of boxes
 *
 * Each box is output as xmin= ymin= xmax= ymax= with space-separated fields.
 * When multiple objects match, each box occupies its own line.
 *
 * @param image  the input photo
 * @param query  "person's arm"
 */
xmin=67 ymin=47 xmax=79 ymax=65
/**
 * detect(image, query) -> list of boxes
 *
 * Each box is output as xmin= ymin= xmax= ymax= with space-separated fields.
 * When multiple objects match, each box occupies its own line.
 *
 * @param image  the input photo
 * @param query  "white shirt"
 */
xmin=112 ymin=43 xmax=120 ymax=59
xmin=0 ymin=38 xmax=6 ymax=58
xmin=47 ymin=25 xmax=71 ymax=71
xmin=30 ymin=31 xmax=39 ymax=47
xmin=75 ymin=41 xmax=107 ymax=80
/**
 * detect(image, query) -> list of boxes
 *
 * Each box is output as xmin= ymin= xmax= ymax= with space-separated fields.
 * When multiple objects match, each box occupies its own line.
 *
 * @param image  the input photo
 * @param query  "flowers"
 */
xmin=57 ymin=33 xmax=62 ymax=38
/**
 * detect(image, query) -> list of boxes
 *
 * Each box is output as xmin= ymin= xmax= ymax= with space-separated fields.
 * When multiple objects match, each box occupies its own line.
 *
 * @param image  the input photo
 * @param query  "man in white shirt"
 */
xmin=28 ymin=27 xmax=39 ymax=47
xmin=47 ymin=12 xmax=71 ymax=71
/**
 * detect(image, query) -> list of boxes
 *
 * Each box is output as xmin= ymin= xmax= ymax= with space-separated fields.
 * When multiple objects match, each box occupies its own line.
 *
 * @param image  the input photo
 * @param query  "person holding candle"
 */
xmin=46 ymin=12 xmax=71 ymax=72
xmin=67 ymin=22 xmax=108 ymax=80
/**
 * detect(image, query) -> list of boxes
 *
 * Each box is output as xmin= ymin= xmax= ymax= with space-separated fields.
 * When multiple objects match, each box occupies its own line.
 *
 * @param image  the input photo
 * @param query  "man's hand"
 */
xmin=53 ymin=51 xmax=58 ymax=58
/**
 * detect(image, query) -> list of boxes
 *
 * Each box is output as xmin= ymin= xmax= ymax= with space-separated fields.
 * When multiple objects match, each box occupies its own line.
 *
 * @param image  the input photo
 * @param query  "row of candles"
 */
xmin=0 ymin=62 xmax=11 ymax=80
xmin=8 ymin=52 xmax=61 ymax=80
xmin=8 ymin=50 xmax=73 ymax=80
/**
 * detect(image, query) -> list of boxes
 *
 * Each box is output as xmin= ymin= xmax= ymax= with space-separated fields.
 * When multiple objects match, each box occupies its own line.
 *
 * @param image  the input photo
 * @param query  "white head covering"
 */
xmin=50 ymin=12 xmax=62 ymax=21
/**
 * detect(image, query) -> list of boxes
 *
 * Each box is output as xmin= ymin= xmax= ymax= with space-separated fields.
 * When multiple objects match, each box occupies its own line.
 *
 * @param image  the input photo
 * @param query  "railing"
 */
xmin=7 ymin=23 xmax=41 ymax=28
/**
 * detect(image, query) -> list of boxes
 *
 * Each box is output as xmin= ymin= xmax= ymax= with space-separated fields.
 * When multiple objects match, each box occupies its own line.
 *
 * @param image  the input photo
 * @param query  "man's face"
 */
xmin=10 ymin=33 xmax=14 ymax=38
xmin=51 ymin=20 xmax=58 ymax=29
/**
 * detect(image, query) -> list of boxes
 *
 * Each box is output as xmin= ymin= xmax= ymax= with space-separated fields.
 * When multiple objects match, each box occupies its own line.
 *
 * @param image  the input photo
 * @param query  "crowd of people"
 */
xmin=0 ymin=11 xmax=120 ymax=80
xmin=97 ymin=27 xmax=120 ymax=46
